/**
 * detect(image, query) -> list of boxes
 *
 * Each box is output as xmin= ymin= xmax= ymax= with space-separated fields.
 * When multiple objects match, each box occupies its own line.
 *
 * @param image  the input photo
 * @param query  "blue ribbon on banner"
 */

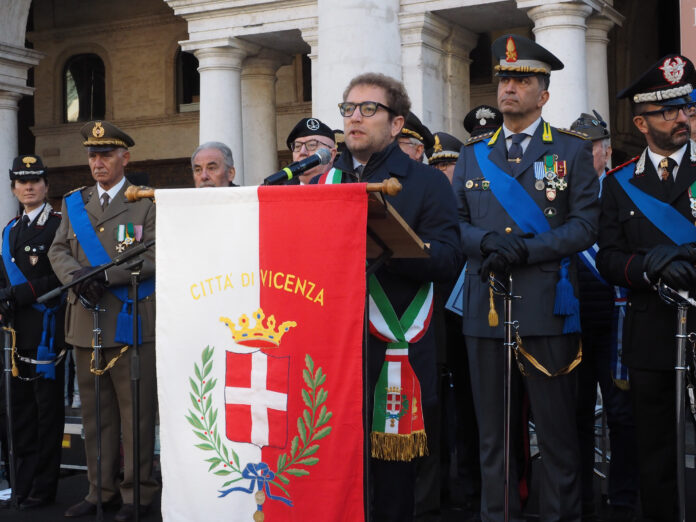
xmin=218 ymin=462 xmax=293 ymax=507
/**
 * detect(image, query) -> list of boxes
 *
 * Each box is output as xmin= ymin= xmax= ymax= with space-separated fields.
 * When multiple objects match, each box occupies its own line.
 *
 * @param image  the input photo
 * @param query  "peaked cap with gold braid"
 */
xmin=80 ymin=120 xmax=135 ymax=151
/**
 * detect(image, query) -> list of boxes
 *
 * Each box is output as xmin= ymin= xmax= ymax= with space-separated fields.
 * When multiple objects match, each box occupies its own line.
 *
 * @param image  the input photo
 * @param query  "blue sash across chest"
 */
xmin=65 ymin=190 xmax=154 ymax=344
xmin=2 ymin=219 xmax=63 ymax=378
xmin=613 ymin=161 xmax=696 ymax=244
xmin=472 ymin=139 xmax=580 ymax=333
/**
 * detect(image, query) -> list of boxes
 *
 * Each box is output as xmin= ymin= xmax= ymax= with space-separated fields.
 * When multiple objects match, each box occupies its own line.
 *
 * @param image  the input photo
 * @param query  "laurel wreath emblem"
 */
xmin=186 ymin=347 xmax=332 ymax=500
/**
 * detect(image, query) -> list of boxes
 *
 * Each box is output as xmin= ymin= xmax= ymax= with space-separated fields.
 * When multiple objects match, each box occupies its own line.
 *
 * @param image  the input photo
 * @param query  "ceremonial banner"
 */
xmin=156 ymin=185 xmax=367 ymax=522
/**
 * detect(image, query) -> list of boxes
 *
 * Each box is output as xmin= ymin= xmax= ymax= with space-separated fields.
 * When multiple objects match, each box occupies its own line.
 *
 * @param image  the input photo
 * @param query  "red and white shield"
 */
xmin=386 ymin=391 xmax=402 ymax=415
xmin=224 ymin=350 xmax=289 ymax=448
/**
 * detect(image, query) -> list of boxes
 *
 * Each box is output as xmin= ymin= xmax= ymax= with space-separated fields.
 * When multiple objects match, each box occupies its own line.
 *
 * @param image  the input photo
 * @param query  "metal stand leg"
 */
xmin=3 ymin=327 xmax=17 ymax=510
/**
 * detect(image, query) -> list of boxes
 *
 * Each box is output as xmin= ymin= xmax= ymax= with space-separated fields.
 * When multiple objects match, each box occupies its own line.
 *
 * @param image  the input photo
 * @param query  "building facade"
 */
xmin=0 ymin=0 xmax=682 ymax=228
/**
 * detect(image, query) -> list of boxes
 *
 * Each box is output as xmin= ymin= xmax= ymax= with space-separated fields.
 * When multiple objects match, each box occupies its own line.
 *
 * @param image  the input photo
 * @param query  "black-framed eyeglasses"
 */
xmin=338 ymin=101 xmax=395 ymax=117
xmin=639 ymin=103 xmax=696 ymax=121
xmin=290 ymin=139 xmax=334 ymax=152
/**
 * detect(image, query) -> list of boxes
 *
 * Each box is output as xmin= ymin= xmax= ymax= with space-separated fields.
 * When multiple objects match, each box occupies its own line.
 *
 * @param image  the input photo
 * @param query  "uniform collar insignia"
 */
xmin=690 ymin=140 xmax=696 ymax=163
xmin=635 ymin=148 xmax=648 ymax=175
xmin=36 ymin=203 xmax=52 ymax=227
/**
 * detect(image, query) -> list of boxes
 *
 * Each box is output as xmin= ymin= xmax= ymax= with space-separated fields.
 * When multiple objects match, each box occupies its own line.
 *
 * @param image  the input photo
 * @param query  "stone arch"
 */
xmin=0 ymin=0 xmax=31 ymax=47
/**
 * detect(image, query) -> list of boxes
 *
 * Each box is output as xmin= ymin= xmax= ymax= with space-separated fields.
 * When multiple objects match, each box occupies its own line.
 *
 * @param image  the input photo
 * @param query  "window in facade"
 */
xmin=176 ymin=48 xmax=200 ymax=112
xmin=63 ymin=54 xmax=106 ymax=123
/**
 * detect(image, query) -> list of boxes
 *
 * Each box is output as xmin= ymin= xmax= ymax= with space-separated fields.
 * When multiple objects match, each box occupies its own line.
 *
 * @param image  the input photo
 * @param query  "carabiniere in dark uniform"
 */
xmin=0 ymin=155 xmax=66 ymax=510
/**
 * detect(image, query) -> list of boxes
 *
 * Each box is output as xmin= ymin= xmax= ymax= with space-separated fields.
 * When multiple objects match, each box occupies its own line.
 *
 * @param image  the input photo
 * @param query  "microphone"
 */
xmin=263 ymin=148 xmax=332 ymax=185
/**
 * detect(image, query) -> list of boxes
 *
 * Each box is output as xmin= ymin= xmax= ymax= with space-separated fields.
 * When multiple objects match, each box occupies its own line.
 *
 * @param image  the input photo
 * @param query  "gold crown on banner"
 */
xmin=386 ymin=385 xmax=402 ymax=394
xmin=220 ymin=308 xmax=297 ymax=348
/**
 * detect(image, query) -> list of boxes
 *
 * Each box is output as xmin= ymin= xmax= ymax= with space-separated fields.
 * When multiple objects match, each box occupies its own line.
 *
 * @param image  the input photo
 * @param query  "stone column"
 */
xmin=182 ymin=39 xmax=249 ymax=184
xmin=585 ymin=15 xmax=615 ymax=126
xmin=399 ymin=13 xmax=451 ymax=132
xmin=527 ymin=2 xmax=593 ymax=127
xmin=442 ymin=27 xmax=478 ymax=140
xmin=241 ymin=51 xmax=291 ymax=186
xmin=0 ymin=91 xmax=22 ymax=225
xmin=314 ymin=0 xmax=402 ymax=129
xmin=0 ymin=42 xmax=42 ymax=229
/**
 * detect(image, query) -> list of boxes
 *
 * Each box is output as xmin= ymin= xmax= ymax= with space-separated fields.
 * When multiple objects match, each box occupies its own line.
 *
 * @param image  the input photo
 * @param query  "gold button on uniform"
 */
xmin=504 ymin=227 xmax=512 ymax=234
xmin=99 ymin=227 xmax=105 ymax=232
xmin=630 ymin=210 xmax=635 ymax=216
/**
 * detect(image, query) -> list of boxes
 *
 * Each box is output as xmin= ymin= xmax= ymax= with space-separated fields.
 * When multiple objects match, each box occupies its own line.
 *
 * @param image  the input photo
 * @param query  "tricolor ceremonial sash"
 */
xmin=156 ymin=184 xmax=366 ymax=522
xmin=65 ymin=191 xmax=154 ymax=345
xmin=317 ymin=168 xmax=343 ymax=184
xmin=2 ymin=219 xmax=62 ymax=379
xmin=319 ymin=163 xmax=434 ymax=460
xmin=369 ymin=275 xmax=432 ymax=461
xmin=473 ymin=139 xmax=580 ymax=333
xmin=613 ymin=162 xmax=696 ymax=244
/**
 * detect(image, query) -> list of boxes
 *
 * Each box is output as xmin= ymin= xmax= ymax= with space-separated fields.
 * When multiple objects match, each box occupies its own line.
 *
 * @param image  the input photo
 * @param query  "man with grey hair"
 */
xmin=191 ymin=142 xmax=237 ymax=188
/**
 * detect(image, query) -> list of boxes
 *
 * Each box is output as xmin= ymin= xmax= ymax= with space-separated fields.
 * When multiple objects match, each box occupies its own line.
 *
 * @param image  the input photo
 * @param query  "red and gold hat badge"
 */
xmin=505 ymin=36 xmax=518 ymax=63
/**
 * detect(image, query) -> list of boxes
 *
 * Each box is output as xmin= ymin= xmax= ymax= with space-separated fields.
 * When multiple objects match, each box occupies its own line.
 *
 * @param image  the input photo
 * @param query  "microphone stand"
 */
xmin=490 ymin=272 xmax=521 ymax=522
xmin=657 ymin=282 xmax=696 ymax=522
xmin=36 ymin=239 xmax=155 ymax=521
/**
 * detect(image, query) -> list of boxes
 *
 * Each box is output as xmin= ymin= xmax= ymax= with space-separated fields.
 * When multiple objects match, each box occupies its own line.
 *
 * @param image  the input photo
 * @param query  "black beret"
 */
xmin=286 ymin=118 xmax=335 ymax=150
xmin=570 ymin=110 xmax=610 ymax=141
xmin=80 ymin=120 xmax=134 ymax=151
xmin=400 ymin=112 xmax=435 ymax=151
xmin=9 ymin=155 xmax=47 ymax=181
xmin=617 ymin=54 xmax=695 ymax=106
xmin=426 ymin=132 xmax=464 ymax=165
xmin=464 ymin=105 xmax=503 ymax=136
xmin=492 ymin=34 xmax=563 ymax=77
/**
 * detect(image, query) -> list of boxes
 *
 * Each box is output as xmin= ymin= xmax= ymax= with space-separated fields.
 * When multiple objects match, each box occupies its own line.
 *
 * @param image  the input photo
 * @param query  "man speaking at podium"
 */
xmin=49 ymin=121 xmax=158 ymax=521
xmin=312 ymin=72 xmax=462 ymax=521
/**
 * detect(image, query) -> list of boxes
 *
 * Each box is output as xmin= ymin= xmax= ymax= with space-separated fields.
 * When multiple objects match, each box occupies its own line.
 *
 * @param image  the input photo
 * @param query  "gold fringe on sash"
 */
xmin=370 ymin=430 xmax=429 ymax=461
xmin=488 ymin=275 xmax=499 ymax=327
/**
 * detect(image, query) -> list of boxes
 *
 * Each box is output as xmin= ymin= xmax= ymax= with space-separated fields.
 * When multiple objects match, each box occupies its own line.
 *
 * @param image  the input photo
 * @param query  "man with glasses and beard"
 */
xmin=313 ymin=72 xmax=462 ymax=522
xmin=597 ymin=54 xmax=696 ymax=521
xmin=284 ymin=118 xmax=336 ymax=185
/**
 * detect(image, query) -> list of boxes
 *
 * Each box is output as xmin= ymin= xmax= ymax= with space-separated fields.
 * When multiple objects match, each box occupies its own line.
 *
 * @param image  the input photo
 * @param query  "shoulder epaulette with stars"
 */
xmin=606 ymin=156 xmax=639 ymax=176
xmin=557 ymin=128 xmax=590 ymax=140
xmin=63 ymin=186 xmax=87 ymax=198
xmin=464 ymin=131 xmax=495 ymax=146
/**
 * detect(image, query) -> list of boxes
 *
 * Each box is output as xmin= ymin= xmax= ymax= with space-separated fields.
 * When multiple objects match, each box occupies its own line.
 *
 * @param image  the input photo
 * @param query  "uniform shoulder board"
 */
xmin=464 ymin=131 xmax=494 ymax=146
xmin=606 ymin=156 xmax=639 ymax=176
xmin=63 ymin=186 xmax=87 ymax=198
xmin=557 ymin=128 xmax=590 ymax=140
xmin=50 ymin=210 xmax=62 ymax=217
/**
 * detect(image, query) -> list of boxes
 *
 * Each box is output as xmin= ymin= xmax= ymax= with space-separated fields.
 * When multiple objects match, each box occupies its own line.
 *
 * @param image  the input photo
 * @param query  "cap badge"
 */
xmin=505 ymin=36 xmax=517 ymax=63
xmin=306 ymin=118 xmax=320 ymax=131
xmin=92 ymin=121 xmax=105 ymax=138
xmin=433 ymin=135 xmax=442 ymax=153
xmin=659 ymin=56 xmax=685 ymax=85
xmin=21 ymin=156 xmax=36 ymax=168
xmin=476 ymin=107 xmax=496 ymax=126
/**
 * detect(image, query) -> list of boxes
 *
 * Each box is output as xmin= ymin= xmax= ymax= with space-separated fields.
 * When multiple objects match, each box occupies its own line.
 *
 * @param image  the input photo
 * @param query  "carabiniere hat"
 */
xmin=492 ymin=34 xmax=564 ymax=77
xmin=464 ymin=105 xmax=503 ymax=137
xmin=570 ymin=110 xmax=610 ymax=141
xmin=9 ymin=155 xmax=47 ymax=181
xmin=80 ymin=120 xmax=135 ymax=152
xmin=286 ymin=117 xmax=335 ymax=150
xmin=617 ymin=54 xmax=695 ymax=106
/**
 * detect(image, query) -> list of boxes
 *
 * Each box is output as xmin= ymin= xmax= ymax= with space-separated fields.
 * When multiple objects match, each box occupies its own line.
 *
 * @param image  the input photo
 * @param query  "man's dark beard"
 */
xmin=647 ymin=122 xmax=690 ymax=152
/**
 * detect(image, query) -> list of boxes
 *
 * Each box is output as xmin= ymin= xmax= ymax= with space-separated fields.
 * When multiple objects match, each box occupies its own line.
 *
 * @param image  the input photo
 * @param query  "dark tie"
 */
xmin=20 ymin=214 xmax=30 ymax=231
xmin=354 ymin=165 xmax=364 ymax=180
xmin=101 ymin=193 xmax=110 ymax=211
xmin=659 ymin=157 xmax=677 ymax=196
xmin=508 ymin=133 xmax=527 ymax=165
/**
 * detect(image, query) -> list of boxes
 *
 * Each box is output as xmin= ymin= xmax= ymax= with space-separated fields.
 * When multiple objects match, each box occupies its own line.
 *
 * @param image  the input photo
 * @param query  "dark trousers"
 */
xmin=577 ymin=330 xmax=638 ymax=512
xmin=467 ymin=335 xmax=582 ymax=522
xmin=11 ymin=358 xmax=65 ymax=502
xmin=630 ymin=368 xmax=677 ymax=522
